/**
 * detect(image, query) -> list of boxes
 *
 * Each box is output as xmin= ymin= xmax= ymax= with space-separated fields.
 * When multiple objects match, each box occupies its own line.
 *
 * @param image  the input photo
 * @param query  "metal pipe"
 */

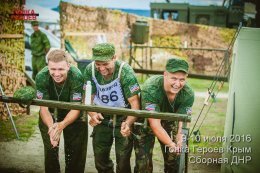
xmin=133 ymin=68 xmax=228 ymax=81
xmin=0 ymin=96 xmax=191 ymax=122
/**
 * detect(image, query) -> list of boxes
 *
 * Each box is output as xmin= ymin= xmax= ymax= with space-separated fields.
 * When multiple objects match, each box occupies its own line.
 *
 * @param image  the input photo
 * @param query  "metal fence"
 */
xmin=129 ymin=44 xmax=229 ymax=81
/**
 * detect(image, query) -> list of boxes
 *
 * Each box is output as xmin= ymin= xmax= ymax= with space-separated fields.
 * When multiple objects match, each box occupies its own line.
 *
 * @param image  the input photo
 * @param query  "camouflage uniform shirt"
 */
xmin=142 ymin=75 xmax=194 ymax=130
xmin=83 ymin=60 xmax=140 ymax=122
xmin=30 ymin=30 xmax=50 ymax=57
xmin=35 ymin=65 xmax=84 ymax=120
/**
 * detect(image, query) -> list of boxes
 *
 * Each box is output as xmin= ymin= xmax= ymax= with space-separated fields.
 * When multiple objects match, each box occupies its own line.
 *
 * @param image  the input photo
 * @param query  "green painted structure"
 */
xmin=131 ymin=20 xmax=150 ymax=44
xmin=221 ymin=27 xmax=260 ymax=172
xmin=189 ymin=6 xmax=227 ymax=27
xmin=150 ymin=2 xmax=244 ymax=28
xmin=150 ymin=3 xmax=189 ymax=22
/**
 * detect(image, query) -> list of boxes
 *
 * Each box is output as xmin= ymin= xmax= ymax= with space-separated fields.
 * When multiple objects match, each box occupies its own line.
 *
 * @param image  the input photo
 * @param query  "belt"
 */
xmin=100 ymin=119 xmax=122 ymax=128
xmin=134 ymin=118 xmax=148 ymax=128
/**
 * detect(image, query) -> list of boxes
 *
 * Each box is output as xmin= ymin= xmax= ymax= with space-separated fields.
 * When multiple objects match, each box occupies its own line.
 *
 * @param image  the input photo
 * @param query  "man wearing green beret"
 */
xmin=83 ymin=43 xmax=140 ymax=173
xmin=30 ymin=20 xmax=51 ymax=79
xmin=134 ymin=58 xmax=194 ymax=173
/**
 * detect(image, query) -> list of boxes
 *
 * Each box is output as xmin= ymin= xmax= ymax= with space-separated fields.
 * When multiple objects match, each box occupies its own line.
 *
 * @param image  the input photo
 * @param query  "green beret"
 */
xmin=31 ymin=21 xmax=39 ymax=26
xmin=92 ymin=43 xmax=115 ymax=61
xmin=13 ymin=86 xmax=36 ymax=103
xmin=166 ymin=58 xmax=189 ymax=73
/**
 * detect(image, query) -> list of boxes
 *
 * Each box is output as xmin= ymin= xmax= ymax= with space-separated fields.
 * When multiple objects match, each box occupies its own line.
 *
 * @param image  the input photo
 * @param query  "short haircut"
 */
xmin=47 ymin=49 xmax=71 ymax=63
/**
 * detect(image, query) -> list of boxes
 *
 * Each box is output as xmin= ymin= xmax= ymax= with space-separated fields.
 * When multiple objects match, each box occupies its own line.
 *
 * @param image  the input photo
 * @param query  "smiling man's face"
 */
xmin=48 ymin=60 xmax=70 ymax=84
xmin=164 ymin=71 xmax=187 ymax=95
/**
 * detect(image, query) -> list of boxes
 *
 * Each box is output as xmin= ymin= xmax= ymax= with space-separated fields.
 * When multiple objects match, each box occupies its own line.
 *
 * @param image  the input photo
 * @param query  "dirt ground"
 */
xmin=0 ymin=101 xmax=222 ymax=173
xmin=0 ymin=123 xmax=163 ymax=173
xmin=0 ymin=125 xmax=221 ymax=173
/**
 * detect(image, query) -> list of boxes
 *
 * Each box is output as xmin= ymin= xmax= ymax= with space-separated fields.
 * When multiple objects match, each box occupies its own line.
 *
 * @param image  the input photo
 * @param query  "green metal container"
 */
xmin=131 ymin=20 xmax=149 ymax=44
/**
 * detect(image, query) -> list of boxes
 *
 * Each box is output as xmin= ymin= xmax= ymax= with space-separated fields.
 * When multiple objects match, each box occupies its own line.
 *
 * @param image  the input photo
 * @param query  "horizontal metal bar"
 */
xmin=133 ymin=68 xmax=228 ymax=82
xmin=130 ymin=45 xmax=227 ymax=52
xmin=0 ymin=96 xmax=191 ymax=122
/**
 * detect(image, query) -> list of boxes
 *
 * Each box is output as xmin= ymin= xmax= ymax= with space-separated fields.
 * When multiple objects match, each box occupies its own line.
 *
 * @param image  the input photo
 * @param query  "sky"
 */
xmin=26 ymin=0 xmax=223 ymax=10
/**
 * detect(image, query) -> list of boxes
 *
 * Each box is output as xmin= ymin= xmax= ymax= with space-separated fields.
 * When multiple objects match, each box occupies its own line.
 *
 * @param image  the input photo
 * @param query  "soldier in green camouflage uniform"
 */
xmin=35 ymin=49 xmax=88 ymax=173
xmin=83 ymin=43 xmax=140 ymax=173
xmin=134 ymin=58 xmax=194 ymax=173
xmin=30 ymin=20 xmax=51 ymax=79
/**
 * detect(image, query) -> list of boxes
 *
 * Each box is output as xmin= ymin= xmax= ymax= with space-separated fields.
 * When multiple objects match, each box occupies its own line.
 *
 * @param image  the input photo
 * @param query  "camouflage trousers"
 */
xmin=32 ymin=55 xmax=46 ymax=79
xmin=39 ymin=117 xmax=88 ymax=173
xmin=133 ymin=122 xmax=179 ymax=173
xmin=91 ymin=124 xmax=133 ymax=173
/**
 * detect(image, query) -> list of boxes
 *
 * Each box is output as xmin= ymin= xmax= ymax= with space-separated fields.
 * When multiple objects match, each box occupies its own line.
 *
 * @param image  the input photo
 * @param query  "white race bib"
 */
xmin=92 ymin=62 xmax=126 ymax=108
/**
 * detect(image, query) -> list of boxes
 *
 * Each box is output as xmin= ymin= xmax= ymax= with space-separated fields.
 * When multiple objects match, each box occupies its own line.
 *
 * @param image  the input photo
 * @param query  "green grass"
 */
xmin=188 ymin=97 xmax=227 ymax=155
xmin=152 ymin=97 xmax=228 ymax=163
xmin=0 ymin=113 xmax=38 ymax=141
xmin=136 ymin=74 xmax=149 ymax=85
xmin=187 ymin=78 xmax=229 ymax=92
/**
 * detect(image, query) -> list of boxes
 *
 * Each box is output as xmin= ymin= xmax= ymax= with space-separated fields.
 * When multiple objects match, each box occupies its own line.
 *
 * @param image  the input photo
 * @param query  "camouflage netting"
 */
xmin=151 ymin=21 xmax=235 ymax=74
xmin=0 ymin=0 xmax=27 ymax=120
xmin=13 ymin=86 xmax=36 ymax=104
xmin=60 ymin=2 xmax=137 ymax=62
xmin=60 ymin=2 xmax=235 ymax=75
